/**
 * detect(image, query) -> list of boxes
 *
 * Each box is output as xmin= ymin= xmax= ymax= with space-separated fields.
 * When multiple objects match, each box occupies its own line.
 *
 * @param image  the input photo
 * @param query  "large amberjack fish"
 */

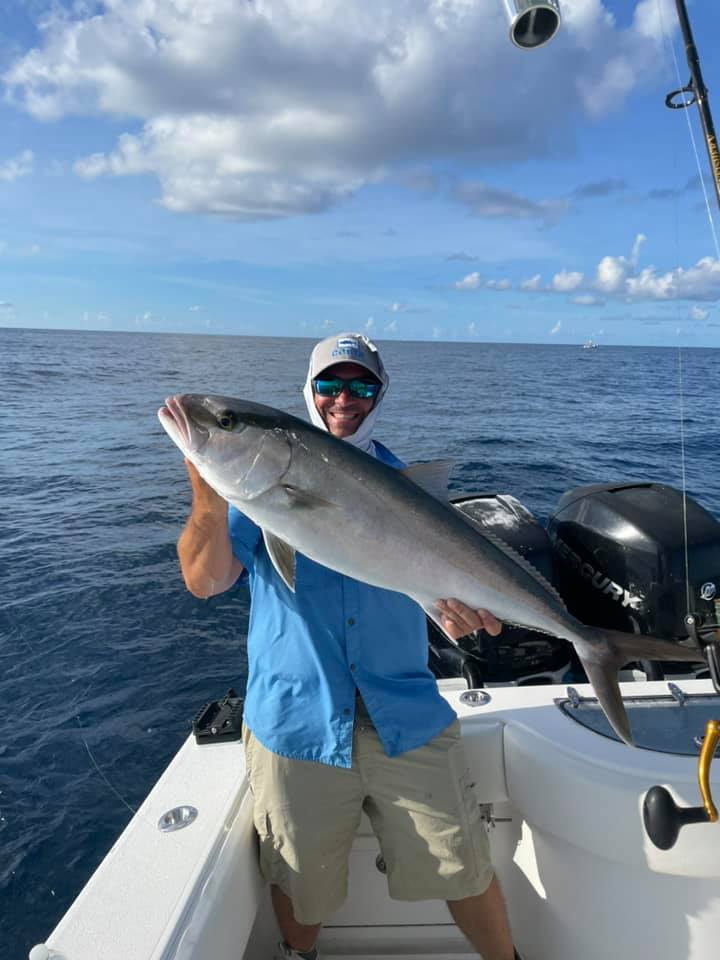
xmin=159 ymin=393 xmax=704 ymax=745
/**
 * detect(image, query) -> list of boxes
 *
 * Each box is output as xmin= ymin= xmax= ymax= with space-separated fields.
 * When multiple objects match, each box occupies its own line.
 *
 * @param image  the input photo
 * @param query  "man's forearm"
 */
xmin=177 ymin=507 xmax=237 ymax=598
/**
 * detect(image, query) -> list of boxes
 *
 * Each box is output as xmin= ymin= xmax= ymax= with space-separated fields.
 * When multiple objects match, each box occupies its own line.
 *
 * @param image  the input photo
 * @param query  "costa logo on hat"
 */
xmin=332 ymin=337 xmax=365 ymax=360
xmin=310 ymin=332 xmax=385 ymax=382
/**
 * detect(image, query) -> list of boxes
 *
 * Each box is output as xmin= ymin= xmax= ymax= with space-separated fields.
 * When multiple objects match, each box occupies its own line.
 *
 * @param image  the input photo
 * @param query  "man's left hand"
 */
xmin=434 ymin=598 xmax=502 ymax=641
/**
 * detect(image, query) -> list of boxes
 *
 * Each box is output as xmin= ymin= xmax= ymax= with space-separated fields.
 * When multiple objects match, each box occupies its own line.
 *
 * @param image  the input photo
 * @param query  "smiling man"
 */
xmin=309 ymin=361 xmax=379 ymax=438
xmin=177 ymin=332 xmax=518 ymax=960
xmin=301 ymin=333 xmax=388 ymax=447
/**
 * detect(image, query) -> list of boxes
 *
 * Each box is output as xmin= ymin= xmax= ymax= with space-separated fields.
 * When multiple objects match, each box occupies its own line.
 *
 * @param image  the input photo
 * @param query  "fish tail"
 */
xmin=572 ymin=626 xmax=704 ymax=746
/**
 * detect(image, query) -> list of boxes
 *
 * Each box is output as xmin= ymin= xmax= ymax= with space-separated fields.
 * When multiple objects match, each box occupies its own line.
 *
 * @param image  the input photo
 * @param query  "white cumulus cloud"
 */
xmin=551 ymin=270 xmax=584 ymax=292
xmin=3 ymin=1 xmax=681 ymax=219
xmin=572 ymin=294 xmax=605 ymax=306
xmin=0 ymin=149 xmax=33 ymax=181
xmin=455 ymin=271 xmax=481 ymax=290
xmin=625 ymin=257 xmax=720 ymax=301
xmin=595 ymin=232 xmax=646 ymax=292
xmin=595 ymin=253 xmax=630 ymax=293
xmin=458 ymin=232 xmax=719 ymax=307
xmin=583 ymin=235 xmax=720 ymax=302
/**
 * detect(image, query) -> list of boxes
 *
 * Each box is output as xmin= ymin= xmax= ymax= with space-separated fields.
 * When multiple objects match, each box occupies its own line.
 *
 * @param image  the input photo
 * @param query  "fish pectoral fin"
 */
xmin=400 ymin=460 xmax=454 ymax=501
xmin=575 ymin=651 xmax=634 ymax=746
xmin=263 ymin=530 xmax=297 ymax=592
xmin=280 ymin=485 xmax=337 ymax=510
xmin=242 ymin=436 xmax=292 ymax=500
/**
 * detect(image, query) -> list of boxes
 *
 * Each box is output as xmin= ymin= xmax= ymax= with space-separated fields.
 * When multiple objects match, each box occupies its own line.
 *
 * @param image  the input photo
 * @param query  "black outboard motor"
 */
xmin=547 ymin=483 xmax=720 ymax=683
xmin=428 ymin=493 xmax=573 ymax=686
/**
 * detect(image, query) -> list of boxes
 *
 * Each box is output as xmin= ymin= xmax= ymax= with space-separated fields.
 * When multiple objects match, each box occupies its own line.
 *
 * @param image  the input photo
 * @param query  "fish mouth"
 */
xmin=158 ymin=394 xmax=198 ymax=454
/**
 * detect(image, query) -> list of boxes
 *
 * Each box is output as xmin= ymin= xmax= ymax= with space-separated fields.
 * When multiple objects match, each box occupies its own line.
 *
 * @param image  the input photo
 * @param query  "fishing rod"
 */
xmin=666 ymin=0 xmax=720 ymax=210
xmin=664 ymin=0 xmax=720 ymax=688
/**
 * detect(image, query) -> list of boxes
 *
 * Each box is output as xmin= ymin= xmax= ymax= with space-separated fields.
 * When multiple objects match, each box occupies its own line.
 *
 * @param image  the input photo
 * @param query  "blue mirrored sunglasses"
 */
xmin=312 ymin=376 xmax=381 ymax=400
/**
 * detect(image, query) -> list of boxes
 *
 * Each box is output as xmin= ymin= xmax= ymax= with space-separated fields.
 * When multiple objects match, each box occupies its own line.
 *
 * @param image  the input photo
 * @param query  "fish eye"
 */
xmin=217 ymin=410 xmax=237 ymax=431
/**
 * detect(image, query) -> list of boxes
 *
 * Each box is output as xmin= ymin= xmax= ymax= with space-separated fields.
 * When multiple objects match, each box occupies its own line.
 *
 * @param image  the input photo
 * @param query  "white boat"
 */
xmin=29 ymin=2 xmax=720 ymax=957
xmin=29 ymin=478 xmax=720 ymax=960
xmin=581 ymin=340 xmax=598 ymax=350
xmin=29 ymin=677 xmax=720 ymax=960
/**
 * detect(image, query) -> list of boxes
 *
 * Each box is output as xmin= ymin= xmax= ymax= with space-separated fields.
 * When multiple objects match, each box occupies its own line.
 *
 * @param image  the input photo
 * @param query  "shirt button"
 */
xmin=343 ymin=707 xmax=351 ymax=716
xmin=350 ymin=663 xmax=356 ymax=671
xmin=347 ymin=617 xmax=355 ymax=626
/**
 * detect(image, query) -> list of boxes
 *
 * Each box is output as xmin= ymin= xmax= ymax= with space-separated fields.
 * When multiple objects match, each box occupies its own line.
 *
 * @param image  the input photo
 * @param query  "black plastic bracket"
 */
xmin=192 ymin=687 xmax=244 ymax=744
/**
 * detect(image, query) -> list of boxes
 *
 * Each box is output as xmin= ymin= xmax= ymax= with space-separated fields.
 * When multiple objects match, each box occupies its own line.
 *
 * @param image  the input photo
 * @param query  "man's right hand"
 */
xmin=177 ymin=459 xmax=244 ymax=598
xmin=184 ymin=458 xmax=226 ymax=513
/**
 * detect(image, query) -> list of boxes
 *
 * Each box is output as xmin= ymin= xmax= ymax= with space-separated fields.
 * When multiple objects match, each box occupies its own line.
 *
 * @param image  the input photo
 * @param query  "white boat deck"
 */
xmin=34 ymin=679 xmax=720 ymax=960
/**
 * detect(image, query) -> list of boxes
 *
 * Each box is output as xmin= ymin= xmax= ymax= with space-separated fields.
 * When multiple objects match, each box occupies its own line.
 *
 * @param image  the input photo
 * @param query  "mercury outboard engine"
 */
xmin=548 ymin=482 xmax=720 ymax=685
xmin=428 ymin=493 xmax=573 ymax=686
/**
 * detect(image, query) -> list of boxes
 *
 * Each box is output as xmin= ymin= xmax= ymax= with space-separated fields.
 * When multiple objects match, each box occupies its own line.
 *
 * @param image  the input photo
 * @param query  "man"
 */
xmin=177 ymin=333 xmax=517 ymax=960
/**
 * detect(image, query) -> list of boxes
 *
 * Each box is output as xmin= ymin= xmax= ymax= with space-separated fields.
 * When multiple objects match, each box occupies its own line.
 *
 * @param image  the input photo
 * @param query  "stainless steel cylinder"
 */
xmin=503 ymin=0 xmax=561 ymax=49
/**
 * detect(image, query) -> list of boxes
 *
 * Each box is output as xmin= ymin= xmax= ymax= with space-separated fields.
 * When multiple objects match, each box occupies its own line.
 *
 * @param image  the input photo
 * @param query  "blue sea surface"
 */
xmin=1 ymin=328 xmax=719 ymax=959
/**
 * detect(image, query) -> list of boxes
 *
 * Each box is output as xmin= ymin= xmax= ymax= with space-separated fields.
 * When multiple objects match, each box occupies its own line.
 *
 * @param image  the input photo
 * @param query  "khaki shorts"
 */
xmin=242 ymin=700 xmax=494 ymax=924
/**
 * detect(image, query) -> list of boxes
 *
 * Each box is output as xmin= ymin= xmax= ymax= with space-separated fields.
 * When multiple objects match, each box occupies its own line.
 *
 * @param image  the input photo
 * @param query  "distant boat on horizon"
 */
xmin=582 ymin=339 xmax=598 ymax=349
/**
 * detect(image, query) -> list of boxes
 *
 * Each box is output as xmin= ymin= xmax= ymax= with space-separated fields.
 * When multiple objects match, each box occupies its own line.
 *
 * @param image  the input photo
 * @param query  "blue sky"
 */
xmin=1 ymin=0 xmax=719 ymax=346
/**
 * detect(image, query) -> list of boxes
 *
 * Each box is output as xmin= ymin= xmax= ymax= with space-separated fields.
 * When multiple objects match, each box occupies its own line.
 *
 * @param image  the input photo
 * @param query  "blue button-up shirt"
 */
xmin=228 ymin=441 xmax=456 ymax=768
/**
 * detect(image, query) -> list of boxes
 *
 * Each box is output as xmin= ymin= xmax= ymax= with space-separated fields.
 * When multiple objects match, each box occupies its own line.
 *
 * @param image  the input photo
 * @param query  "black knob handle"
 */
xmin=643 ymin=785 xmax=708 ymax=850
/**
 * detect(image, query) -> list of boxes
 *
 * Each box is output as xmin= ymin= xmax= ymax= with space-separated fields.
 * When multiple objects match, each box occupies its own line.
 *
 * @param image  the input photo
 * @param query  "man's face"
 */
xmin=313 ymin=362 xmax=378 ymax=439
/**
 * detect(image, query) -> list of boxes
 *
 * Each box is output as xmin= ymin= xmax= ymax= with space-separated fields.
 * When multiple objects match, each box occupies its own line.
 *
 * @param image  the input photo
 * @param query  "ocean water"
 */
xmin=1 ymin=327 xmax=719 ymax=959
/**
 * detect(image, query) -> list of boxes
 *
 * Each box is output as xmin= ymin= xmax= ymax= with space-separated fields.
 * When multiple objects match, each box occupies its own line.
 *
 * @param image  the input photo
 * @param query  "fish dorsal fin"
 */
xmin=458 ymin=510 xmax=567 ymax=609
xmin=263 ymin=530 xmax=296 ymax=593
xmin=400 ymin=460 xmax=453 ymax=501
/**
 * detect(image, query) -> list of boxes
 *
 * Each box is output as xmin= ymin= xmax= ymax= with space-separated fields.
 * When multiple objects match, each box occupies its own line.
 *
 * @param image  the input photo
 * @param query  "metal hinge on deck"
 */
xmin=479 ymin=803 xmax=512 ymax=828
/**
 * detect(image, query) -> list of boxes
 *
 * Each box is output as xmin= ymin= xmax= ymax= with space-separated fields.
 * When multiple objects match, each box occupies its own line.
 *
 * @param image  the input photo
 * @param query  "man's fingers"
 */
xmin=435 ymin=598 xmax=502 ymax=637
xmin=479 ymin=611 xmax=502 ymax=637
xmin=435 ymin=599 xmax=466 ymax=630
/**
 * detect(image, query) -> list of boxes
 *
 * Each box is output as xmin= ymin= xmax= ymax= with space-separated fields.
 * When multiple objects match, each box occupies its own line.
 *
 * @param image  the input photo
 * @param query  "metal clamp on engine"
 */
xmin=684 ymin=613 xmax=720 ymax=694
